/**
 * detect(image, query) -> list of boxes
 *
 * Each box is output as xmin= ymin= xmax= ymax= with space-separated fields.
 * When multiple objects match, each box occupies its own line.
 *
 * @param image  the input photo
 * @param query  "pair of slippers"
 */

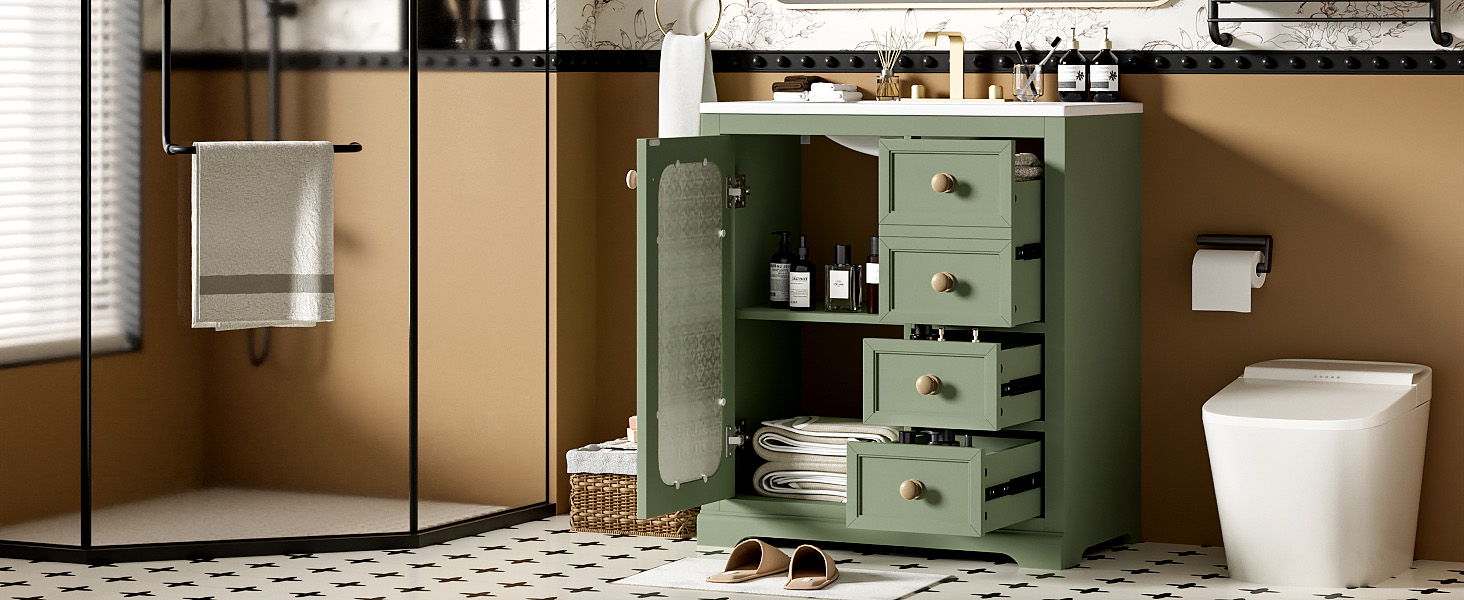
xmin=706 ymin=539 xmax=840 ymax=591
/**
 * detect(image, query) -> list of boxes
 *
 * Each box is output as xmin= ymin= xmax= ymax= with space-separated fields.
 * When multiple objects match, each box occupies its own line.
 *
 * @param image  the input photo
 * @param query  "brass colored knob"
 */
xmin=930 ymin=173 xmax=956 ymax=193
xmin=625 ymin=169 xmax=638 ymax=190
xmin=899 ymin=479 xmax=925 ymax=500
xmin=915 ymin=374 xmax=942 ymax=395
xmin=930 ymin=271 xmax=957 ymax=293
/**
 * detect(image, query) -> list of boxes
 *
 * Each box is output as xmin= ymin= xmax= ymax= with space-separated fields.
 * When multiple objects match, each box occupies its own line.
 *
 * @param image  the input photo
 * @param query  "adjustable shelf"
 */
xmin=736 ymin=304 xmax=892 ymax=325
xmin=1207 ymin=0 xmax=1455 ymax=48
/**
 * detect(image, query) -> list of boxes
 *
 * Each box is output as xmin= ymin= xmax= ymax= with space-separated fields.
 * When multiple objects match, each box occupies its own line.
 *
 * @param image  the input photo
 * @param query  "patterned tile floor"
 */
xmin=0 ymin=515 xmax=1459 ymax=599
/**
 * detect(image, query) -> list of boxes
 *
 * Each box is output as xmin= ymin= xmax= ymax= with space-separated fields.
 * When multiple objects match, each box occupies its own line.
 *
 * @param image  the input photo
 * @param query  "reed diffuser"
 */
xmin=871 ymin=28 xmax=911 ymax=101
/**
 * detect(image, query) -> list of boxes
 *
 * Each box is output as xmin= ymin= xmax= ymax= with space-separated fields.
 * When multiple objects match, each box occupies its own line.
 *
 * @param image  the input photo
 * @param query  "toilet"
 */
xmin=1202 ymin=359 xmax=1432 ymax=588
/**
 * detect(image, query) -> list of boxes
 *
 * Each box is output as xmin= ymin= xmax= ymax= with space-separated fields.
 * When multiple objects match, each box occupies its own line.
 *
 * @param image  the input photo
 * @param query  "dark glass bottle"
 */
xmin=768 ymin=230 xmax=794 ymax=308
xmin=864 ymin=236 xmax=879 ymax=314
xmin=1058 ymin=28 xmax=1088 ymax=102
xmin=1091 ymin=28 xmax=1120 ymax=102
xmin=825 ymin=244 xmax=861 ymax=312
xmin=788 ymin=235 xmax=817 ymax=312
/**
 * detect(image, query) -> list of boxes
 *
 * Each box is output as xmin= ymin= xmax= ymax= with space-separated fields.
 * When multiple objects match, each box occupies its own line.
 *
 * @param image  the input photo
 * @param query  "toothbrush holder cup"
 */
xmin=1012 ymin=64 xmax=1043 ymax=102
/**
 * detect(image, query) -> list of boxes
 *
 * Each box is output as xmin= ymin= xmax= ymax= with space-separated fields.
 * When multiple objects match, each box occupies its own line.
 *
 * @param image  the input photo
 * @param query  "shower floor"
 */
xmin=0 ymin=487 xmax=507 ymax=546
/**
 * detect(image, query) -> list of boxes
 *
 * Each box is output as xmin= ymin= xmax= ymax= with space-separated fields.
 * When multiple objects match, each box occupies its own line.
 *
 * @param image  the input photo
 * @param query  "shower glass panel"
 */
xmin=416 ymin=0 xmax=550 ymax=523
xmin=0 ymin=0 xmax=551 ymax=563
xmin=86 ymin=0 xmax=413 ymax=547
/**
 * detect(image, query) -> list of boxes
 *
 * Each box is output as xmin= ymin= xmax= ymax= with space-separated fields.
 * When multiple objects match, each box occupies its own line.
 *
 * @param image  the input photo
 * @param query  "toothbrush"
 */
xmin=1036 ymin=36 xmax=1063 ymax=66
xmin=1014 ymin=41 xmax=1026 ymax=65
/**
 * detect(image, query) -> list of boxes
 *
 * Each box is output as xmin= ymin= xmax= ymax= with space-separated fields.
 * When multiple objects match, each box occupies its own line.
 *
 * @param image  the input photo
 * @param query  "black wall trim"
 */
xmin=147 ymin=49 xmax=1464 ymax=74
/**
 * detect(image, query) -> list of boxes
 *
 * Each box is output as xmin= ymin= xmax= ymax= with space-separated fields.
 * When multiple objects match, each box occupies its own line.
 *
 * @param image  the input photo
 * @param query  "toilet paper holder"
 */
xmin=1197 ymin=234 xmax=1273 ymax=274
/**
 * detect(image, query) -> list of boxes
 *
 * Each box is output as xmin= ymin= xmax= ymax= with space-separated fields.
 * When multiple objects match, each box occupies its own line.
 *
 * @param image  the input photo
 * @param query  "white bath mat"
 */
xmin=615 ymin=557 xmax=947 ymax=599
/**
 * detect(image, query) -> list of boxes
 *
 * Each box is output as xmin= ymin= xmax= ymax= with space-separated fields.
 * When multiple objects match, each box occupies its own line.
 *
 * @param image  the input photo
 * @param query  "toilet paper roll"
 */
xmin=1192 ymin=249 xmax=1266 ymax=313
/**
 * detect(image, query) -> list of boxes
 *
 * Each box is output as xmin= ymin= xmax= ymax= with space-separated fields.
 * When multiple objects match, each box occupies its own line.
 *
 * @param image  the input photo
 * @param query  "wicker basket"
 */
xmin=569 ymin=472 xmax=699 ymax=538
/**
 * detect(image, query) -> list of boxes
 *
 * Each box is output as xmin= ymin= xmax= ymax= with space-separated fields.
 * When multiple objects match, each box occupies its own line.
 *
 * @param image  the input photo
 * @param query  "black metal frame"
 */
xmin=0 ymin=0 xmax=556 ymax=565
xmin=160 ymin=0 xmax=362 ymax=155
xmin=1207 ymin=0 xmax=1455 ymax=48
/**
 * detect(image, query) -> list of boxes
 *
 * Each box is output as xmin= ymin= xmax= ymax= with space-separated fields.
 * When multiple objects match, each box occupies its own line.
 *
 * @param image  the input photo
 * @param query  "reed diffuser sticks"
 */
xmin=870 ymin=27 xmax=912 ymax=101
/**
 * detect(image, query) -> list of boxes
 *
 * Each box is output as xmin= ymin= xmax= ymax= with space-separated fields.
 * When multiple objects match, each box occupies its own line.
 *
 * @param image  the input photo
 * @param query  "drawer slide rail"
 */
xmin=984 ymin=473 xmax=1043 ymax=501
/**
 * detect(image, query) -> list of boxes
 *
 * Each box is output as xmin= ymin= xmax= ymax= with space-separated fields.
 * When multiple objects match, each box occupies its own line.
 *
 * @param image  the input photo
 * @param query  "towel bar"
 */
xmin=160 ymin=0 xmax=362 ymax=155
xmin=1207 ymin=0 xmax=1453 ymax=48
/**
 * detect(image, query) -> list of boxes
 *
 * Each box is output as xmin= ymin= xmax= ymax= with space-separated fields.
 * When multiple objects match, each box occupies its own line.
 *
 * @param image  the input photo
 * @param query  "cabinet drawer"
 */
xmin=863 ymin=339 xmax=1042 ymax=430
xmin=846 ymin=440 xmax=1042 ymax=537
xmin=880 ymin=139 xmax=1037 ymax=236
xmin=879 ymin=236 xmax=1041 ymax=327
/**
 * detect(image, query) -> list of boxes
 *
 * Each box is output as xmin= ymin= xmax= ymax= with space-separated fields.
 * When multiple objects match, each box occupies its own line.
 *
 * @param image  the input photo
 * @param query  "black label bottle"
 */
xmin=825 ymin=244 xmax=861 ymax=312
xmin=1058 ymin=28 xmax=1088 ymax=102
xmin=864 ymin=236 xmax=879 ymax=314
xmin=789 ymin=235 xmax=817 ymax=312
xmin=768 ymin=230 xmax=794 ymax=308
xmin=1091 ymin=27 xmax=1120 ymax=102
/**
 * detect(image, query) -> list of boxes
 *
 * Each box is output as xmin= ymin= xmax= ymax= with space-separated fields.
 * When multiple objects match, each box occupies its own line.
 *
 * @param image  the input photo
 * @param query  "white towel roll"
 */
xmin=658 ymin=33 xmax=717 ymax=138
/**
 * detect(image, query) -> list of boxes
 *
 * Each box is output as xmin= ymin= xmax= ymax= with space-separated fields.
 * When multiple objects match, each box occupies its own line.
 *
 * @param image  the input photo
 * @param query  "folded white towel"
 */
xmin=752 ymin=416 xmax=898 ymax=463
xmin=811 ymin=82 xmax=858 ymax=92
xmin=566 ymin=440 xmax=637 ymax=475
xmin=658 ymin=33 xmax=716 ymax=138
xmin=762 ymin=417 xmax=900 ymax=442
xmin=191 ymin=141 xmax=334 ymax=331
xmin=753 ymin=462 xmax=847 ymax=502
xmin=807 ymin=90 xmax=863 ymax=103
xmin=772 ymin=91 xmax=809 ymax=102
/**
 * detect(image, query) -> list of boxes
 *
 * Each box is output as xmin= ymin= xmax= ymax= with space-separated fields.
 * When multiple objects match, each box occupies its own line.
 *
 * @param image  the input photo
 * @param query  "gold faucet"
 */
xmin=921 ymin=31 xmax=965 ymax=100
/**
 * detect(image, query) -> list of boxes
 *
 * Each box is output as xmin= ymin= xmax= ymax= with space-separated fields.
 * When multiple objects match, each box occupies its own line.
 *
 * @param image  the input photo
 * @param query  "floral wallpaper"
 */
xmin=554 ymin=0 xmax=1464 ymax=51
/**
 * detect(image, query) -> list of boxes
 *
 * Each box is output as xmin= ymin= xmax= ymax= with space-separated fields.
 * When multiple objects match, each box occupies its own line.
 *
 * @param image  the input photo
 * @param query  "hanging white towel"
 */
xmin=658 ymin=32 xmax=717 ymax=138
xmin=191 ymin=141 xmax=335 ymax=331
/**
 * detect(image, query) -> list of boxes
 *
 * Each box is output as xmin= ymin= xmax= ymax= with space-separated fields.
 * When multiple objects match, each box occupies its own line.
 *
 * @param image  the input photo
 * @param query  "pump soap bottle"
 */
xmin=864 ymin=236 xmax=879 ymax=314
xmin=789 ymin=235 xmax=817 ymax=312
xmin=825 ymin=244 xmax=861 ymax=312
xmin=768 ymin=231 xmax=794 ymax=308
xmin=1091 ymin=28 xmax=1119 ymax=102
xmin=1058 ymin=28 xmax=1089 ymax=102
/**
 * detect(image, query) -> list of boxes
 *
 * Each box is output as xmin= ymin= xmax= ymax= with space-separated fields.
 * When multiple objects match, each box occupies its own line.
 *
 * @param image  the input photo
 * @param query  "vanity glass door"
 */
xmin=635 ymin=135 xmax=737 ymax=518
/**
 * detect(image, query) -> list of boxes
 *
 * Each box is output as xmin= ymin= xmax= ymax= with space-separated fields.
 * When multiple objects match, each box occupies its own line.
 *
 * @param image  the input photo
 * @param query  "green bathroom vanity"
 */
xmin=635 ymin=101 xmax=1142 ymax=569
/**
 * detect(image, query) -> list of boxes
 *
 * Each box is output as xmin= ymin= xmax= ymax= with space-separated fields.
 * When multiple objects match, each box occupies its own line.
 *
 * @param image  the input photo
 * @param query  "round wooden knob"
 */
xmin=915 ymin=374 xmax=941 ymax=395
xmin=899 ymin=479 xmax=925 ymax=500
xmin=930 ymin=272 xmax=957 ymax=293
xmin=930 ymin=173 xmax=956 ymax=193
xmin=625 ymin=169 xmax=638 ymax=190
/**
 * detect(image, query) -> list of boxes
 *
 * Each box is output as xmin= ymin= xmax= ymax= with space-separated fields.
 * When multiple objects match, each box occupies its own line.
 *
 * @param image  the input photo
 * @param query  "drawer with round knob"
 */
xmin=878 ymin=236 xmax=1042 ymax=327
xmin=879 ymin=138 xmax=1040 ymax=240
xmin=846 ymin=439 xmax=1042 ymax=537
xmin=863 ymin=338 xmax=1042 ymax=430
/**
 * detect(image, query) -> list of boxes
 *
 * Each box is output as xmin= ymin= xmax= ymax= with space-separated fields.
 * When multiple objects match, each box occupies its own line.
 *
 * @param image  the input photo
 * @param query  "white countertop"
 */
xmin=701 ymin=100 xmax=1144 ymax=117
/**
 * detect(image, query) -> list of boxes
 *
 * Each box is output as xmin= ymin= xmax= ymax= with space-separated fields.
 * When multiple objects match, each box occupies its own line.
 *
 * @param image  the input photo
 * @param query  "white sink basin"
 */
xmin=701 ymin=100 xmax=1143 ymax=117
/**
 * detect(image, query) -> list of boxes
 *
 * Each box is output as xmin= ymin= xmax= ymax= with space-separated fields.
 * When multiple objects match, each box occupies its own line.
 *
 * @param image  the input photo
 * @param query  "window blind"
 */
xmin=0 ymin=0 xmax=140 ymax=366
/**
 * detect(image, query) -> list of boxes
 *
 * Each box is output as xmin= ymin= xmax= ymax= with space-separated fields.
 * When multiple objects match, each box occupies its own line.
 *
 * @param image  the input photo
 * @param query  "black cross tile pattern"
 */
xmin=0 ymin=517 xmax=1460 ymax=599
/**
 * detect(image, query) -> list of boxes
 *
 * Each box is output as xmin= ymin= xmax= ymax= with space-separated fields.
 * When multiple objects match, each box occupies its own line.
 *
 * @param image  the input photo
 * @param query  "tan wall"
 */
xmin=567 ymin=71 xmax=1464 ymax=560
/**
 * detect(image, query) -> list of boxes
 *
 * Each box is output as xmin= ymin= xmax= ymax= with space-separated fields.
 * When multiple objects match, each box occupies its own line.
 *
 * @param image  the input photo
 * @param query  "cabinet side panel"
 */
xmin=1045 ymin=115 xmax=1143 ymax=547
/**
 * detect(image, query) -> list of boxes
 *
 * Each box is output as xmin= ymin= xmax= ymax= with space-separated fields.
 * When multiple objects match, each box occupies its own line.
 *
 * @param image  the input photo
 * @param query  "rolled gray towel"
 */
xmin=1014 ymin=152 xmax=1041 ymax=167
xmin=1015 ymin=165 xmax=1044 ymax=182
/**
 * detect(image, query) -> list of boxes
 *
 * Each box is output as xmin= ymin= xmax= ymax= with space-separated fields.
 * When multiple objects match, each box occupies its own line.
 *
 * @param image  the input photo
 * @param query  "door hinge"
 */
xmin=725 ymin=419 xmax=749 ymax=457
xmin=727 ymin=174 xmax=750 ymax=209
xmin=999 ymin=374 xmax=1043 ymax=397
xmin=1014 ymin=243 xmax=1043 ymax=260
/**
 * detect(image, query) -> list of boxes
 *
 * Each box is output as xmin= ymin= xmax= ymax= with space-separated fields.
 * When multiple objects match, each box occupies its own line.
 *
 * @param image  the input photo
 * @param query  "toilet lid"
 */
xmin=1202 ymin=359 xmax=1431 ymax=431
